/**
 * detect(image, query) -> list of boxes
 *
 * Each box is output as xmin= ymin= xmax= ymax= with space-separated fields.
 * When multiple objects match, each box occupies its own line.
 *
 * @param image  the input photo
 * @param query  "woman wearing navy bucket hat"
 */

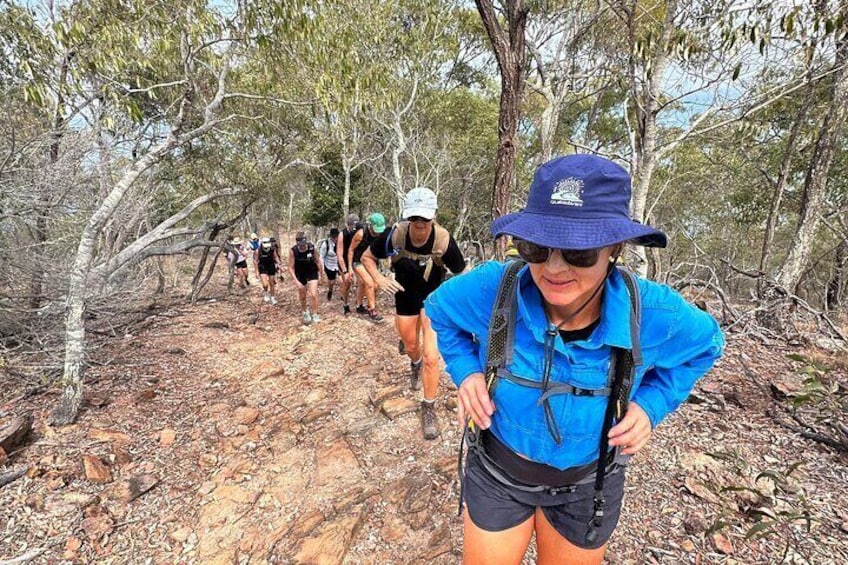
xmin=425 ymin=154 xmax=724 ymax=564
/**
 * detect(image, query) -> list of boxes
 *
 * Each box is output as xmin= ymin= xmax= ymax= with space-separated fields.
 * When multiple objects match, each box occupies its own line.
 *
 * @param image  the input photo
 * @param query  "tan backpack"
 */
xmin=389 ymin=221 xmax=451 ymax=281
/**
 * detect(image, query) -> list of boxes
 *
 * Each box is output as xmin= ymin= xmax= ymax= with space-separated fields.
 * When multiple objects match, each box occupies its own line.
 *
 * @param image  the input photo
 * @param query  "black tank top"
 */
xmin=292 ymin=244 xmax=318 ymax=275
xmin=342 ymin=225 xmax=361 ymax=258
xmin=352 ymin=228 xmax=376 ymax=263
xmin=257 ymin=246 xmax=275 ymax=263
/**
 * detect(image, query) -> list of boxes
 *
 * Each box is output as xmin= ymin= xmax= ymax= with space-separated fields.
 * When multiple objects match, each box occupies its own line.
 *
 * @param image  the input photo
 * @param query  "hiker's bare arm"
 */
xmin=348 ymin=231 xmax=362 ymax=270
xmin=336 ymin=233 xmax=347 ymax=275
xmin=288 ymin=249 xmax=302 ymax=288
xmin=314 ymin=248 xmax=324 ymax=280
xmin=362 ymin=248 xmax=403 ymax=294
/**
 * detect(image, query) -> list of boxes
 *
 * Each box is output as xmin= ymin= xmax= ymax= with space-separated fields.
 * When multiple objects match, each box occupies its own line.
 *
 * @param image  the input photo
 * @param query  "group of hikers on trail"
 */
xmin=231 ymin=155 xmax=725 ymax=565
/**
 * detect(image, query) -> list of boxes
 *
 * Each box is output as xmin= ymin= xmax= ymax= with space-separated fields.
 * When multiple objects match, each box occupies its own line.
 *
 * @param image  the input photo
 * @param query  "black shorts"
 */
xmin=462 ymin=449 xmax=626 ymax=549
xmin=295 ymin=270 xmax=319 ymax=286
xmin=258 ymin=261 xmax=276 ymax=276
xmin=324 ymin=267 xmax=338 ymax=281
xmin=235 ymin=260 xmax=248 ymax=269
xmin=394 ymin=290 xmax=427 ymax=316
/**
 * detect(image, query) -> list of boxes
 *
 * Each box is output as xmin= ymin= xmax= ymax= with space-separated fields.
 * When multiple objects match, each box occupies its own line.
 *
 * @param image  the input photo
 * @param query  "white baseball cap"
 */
xmin=402 ymin=187 xmax=437 ymax=220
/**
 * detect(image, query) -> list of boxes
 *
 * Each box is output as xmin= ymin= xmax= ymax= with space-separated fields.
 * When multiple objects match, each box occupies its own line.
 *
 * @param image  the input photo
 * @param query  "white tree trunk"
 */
xmin=342 ymin=154 xmax=352 ymax=219
xmin=50 ymin=56 xmax=232 ymax=424
xmin=50 ymin=144 xmax=174 ymax=424
xmin=628 ymin=0 xmax=675 ymax=278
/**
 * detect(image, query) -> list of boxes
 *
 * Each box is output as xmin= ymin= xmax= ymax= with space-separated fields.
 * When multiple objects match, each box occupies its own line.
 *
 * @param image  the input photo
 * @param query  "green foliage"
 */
xmin=304 ymin=149 xmax=365 ymax=227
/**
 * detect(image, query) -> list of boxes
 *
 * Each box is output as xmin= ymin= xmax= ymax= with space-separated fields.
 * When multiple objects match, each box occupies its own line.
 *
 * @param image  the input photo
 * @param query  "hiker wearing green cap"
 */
xmin=362 ymin=187 xmax=466 ymax=439
xmin=348 ymin=213 xmax=386 ymax=323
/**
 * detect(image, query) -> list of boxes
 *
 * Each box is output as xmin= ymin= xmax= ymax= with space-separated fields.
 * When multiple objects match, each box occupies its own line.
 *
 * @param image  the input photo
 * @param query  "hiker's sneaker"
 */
xmin=368 ymin=309 xmax=384 ymax=323
xmin=327 ymin=289 xmax=333 ymax=301
xmin=410 ymin=359 xmax=423 ymax=391
xmin=311 ymin=313 xmax=321 ymax=323
xmin=421 ymin=401 xmax=440 ymax=440
xmin=270 ymin=296 xmax=278 ymax=305
xmin=263 ymin=293 xmax=271 ymax=303
xmin=355 ymin=304 xmax=367 ymax=315
xmin=398 ymin=339 xmax=406 ymax=355
xmin=302 ymin=311 xmax=312 ymax=324
xmin=343 ymin=304 xmax=351 ymax=315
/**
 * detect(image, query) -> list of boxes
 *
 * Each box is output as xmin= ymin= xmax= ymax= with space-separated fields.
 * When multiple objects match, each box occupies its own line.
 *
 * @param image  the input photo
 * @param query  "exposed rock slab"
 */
xmin=380 ymin=397 xmax=419 ymax=420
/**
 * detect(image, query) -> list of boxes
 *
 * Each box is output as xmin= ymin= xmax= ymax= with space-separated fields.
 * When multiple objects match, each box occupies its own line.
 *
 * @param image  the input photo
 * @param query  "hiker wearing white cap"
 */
xmin=255 ymin=237 xmax=282 ymax=305
xmin=362 ymin=187 xmax=466 ymax=439
xmin=425 ymin=154 xmax=724 ymax=564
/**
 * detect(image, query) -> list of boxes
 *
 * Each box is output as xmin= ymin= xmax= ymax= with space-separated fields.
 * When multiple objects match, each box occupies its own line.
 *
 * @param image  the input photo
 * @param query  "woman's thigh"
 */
xmin=463 ymin=510 xmax=533 ymax=565
xmin=306 ymin=279 xmax=319 ymax=295
xmin=395 ymin=314 xmax=420 ymax=347
xmin=353 ymin=264 xmax=373 ymax=287
xmin=535 ymin=508 xmax=607 ymax=565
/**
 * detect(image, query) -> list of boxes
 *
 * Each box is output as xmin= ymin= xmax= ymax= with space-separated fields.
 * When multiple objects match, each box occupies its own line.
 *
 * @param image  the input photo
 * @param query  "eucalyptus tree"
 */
xmin=475 ymin=0 xmax=529 ymax=256
xmin=773 ymin=2 xmax=848 ymax=299
xmin=0 ymin=0 xmax=318 ymax=424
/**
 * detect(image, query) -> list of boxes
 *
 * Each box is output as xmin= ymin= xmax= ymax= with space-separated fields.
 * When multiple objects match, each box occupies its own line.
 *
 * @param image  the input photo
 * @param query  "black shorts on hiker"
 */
xmin=462 ymin=448 xmax=626 ymax=549
xmin=325 ymin=267 xmax=338 ymax=281
xmin=236 ymin=260 xmax=248 ymax=269
xmin=258 ymin=262 xmax=276 ymax=276
xmin=295 ymin=270 xmax=318 ymax=286
xmin=395 ymin=290 xmax=427 ymax=316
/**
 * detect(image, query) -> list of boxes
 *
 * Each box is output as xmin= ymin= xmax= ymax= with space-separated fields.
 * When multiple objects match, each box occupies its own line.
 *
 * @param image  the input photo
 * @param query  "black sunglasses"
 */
xmin=514 ymin=240 xmax=602 ymax=268
xmin=407 ymin=216 xmax=432 ymax=224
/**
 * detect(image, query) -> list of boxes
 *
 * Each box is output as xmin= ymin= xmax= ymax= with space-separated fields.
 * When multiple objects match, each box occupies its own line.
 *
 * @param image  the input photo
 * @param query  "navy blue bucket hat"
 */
xmin=492 ymin=154 xmax=667 ymax=250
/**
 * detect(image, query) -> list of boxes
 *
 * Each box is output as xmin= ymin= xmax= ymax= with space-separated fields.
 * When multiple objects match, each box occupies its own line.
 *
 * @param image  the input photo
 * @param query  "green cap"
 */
xmin=368 ymin=212 xmax=386 ymax=234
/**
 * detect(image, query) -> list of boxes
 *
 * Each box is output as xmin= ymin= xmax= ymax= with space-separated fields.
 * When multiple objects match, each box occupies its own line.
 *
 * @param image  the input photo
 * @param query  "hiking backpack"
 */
xmin=387 ymin=221 xmax=451 ymax=281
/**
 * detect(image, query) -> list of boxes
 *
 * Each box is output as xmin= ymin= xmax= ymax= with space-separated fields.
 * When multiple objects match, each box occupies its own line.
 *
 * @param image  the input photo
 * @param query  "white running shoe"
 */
xmin=270 ymin=296 xmax=278 ymax=305
xmin=263 ymin=292 xmax=271 ymax=303
xmin=311 ymin=313 xmax=321 ymax=323
xmin=302 ymin=311 xmax=312 ymax=324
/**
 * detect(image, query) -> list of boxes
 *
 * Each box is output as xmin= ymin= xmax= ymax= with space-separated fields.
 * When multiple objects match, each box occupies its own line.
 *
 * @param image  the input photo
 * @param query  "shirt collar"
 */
xmin=514 ymin=264 xmax=633 ymax=350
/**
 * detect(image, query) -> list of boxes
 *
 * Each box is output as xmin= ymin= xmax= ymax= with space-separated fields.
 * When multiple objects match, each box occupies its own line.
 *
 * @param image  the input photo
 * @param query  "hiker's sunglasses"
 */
xmin=407 ymin=216 xmax=432 ymax=224
xmin=514 ymin=240 xmax=602 ymax=268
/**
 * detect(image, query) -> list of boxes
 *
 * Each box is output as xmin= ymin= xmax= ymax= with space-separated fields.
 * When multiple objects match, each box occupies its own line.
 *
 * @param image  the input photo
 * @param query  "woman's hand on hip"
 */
xmin=608 ymin=402 xmax=652 ymax=455
xmin=457 ymin=372 xmax=495 ymax=430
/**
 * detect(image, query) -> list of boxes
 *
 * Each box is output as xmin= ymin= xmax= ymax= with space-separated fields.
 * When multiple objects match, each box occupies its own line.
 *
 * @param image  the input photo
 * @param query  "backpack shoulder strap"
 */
xmin=616 ymin=267 xmax=642 ymax=365
xmin=432 ymin=224 xmax=451 ymax=259
xmin=390 ymin=222 xmax=408 ymax=252
xmin=586 ymin=266 xmax=643 ymax=545
xmin=485 ymin=260 xmax=525 ymax=377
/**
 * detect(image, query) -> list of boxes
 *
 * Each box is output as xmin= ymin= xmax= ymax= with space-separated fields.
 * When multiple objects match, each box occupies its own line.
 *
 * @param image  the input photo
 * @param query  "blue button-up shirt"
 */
xmin=425 ymin=261 xmax=724 ymax=470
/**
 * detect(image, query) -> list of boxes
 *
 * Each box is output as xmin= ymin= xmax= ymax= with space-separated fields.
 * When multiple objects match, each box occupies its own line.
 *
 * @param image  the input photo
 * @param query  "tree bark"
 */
xmin=627 ymin=0 xmax=676 ymax=278
xmin=189 ymin=226 xmax=223 ymax=303
xmin=49 ymin=140 xmax=178 ymax=425
xmin=50 ymin=57 xmax=232 ymax=425
xmin=825 ymin=240 xmax=847 ymax=312
xmin=342 ymin=153 xmax=352 ymax=220
xmin=775 ymin=31 xmax=848 ymax=293
xmin=476 ymin=0 xmax=529 ymax=260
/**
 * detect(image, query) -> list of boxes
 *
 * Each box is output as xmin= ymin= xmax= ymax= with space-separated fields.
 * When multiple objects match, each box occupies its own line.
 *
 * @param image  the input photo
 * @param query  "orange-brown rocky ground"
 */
xmin=1 ymin=272 xmax=846 ymax=564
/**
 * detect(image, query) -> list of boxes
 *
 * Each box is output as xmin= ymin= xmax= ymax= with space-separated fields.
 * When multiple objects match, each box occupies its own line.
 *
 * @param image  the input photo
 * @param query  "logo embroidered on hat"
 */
xmin=550 ymin=177 xmax=584 ymax=207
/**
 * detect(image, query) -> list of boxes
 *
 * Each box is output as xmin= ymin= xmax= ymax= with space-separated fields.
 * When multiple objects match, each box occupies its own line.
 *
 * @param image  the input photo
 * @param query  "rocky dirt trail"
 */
xmin=1 ymin=277 xmax=847 ymax=564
